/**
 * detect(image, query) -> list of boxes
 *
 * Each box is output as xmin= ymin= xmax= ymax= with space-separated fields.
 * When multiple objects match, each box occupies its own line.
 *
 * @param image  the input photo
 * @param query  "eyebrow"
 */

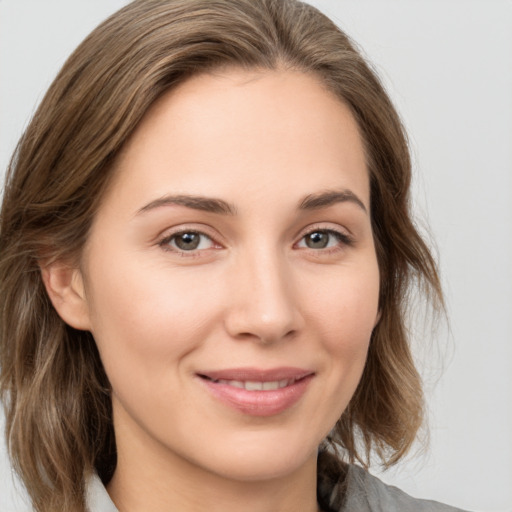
xmin=137 ymin=194 xmax=237 ymax=216
xmin=136 ymin=188 xmax=367 ymax=217
xmin=299 ymin=189 xmax=367 ymax=213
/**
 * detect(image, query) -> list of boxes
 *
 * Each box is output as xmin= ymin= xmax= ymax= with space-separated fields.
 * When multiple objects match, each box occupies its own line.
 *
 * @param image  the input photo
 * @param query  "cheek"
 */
xmin=293 ymin=262 xmax=379 ymax=438
xmin=83 ymin=260 xmax=228 ymax=428
xmin=306 ymin=263 xmax=380 ymax=354
xmin=306 ymin=259 xmax=379 ymax=413
xmin=84 ymin=254 xmax=223 ymax=380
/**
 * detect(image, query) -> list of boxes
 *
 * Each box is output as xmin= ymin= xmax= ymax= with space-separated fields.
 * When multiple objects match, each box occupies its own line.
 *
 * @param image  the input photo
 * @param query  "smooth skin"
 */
xmin=43 ymin=68 xmax=380 ymax=512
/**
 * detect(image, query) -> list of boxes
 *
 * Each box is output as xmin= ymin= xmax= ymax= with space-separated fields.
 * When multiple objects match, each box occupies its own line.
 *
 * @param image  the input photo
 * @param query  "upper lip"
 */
xmin=197 ymin=367 xmax=314 ymax=382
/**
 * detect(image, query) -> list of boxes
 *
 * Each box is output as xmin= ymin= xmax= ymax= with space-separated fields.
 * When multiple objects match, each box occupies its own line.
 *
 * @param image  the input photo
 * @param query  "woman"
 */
xmin=0 ymin=1 xmax=468 ymax=511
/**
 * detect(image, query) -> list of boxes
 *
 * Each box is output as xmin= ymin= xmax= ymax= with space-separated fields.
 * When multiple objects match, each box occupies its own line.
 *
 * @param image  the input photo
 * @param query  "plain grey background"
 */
xmin=1 ymin=1 xmax=511 ymax=511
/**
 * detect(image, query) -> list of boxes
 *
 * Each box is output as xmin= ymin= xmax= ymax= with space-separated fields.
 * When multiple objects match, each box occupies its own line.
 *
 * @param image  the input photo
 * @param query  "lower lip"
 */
xmin=199 ymin=375 xmax=314 ymax=417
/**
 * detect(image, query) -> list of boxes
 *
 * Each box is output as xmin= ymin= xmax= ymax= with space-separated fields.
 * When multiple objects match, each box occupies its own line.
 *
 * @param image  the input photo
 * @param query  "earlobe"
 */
xmin=40 ymin=262 xmax=92 ymax=331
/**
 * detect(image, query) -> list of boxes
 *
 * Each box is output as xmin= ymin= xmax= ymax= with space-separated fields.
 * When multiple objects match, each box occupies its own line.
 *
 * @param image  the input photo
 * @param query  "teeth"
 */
xmin=218 ymin=379 xmax=244 ymax=388
xmin=245 ymin=381 xmax=263 ymax=391
xmin=215 ymin=378 xmax=296 ymax=391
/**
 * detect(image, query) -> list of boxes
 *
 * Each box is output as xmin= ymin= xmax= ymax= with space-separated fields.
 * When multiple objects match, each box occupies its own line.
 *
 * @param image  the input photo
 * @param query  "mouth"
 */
xmin=196 ymin=367 xmax=314 ymax=416
xmin=198 ymin=375 xmax=305 ymax=391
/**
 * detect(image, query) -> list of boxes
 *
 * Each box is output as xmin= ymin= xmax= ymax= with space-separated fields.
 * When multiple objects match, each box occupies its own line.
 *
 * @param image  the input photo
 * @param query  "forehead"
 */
xmin=106 ymin=67 xmax=369 ymax=214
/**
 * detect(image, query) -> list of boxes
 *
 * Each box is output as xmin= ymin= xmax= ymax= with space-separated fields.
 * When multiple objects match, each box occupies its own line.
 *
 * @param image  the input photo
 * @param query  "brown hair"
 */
xmin=0 ymin=0 xmax=442 ymax=510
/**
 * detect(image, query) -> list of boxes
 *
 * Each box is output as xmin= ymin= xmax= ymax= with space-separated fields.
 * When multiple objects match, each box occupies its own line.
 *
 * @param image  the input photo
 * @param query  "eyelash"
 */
xmin=157 ymin=226 xmax=354 ymax=257
xmin=158 ymin=229 xmax=218 ymax=257
xmin=297 ymin=227 xmax=354 ymax=253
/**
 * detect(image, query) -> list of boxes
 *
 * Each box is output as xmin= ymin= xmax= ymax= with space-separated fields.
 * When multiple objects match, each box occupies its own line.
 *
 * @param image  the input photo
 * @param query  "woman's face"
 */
xmin=76 ymin=69 xmax=380 ymax=482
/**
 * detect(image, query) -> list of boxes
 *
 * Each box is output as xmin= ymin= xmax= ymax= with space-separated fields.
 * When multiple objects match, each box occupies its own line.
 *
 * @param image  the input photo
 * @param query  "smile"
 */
xmin=204 ymin=377 xmax=299 ymax=391
xmin=197 ymin=367 xmax=314 ymax=416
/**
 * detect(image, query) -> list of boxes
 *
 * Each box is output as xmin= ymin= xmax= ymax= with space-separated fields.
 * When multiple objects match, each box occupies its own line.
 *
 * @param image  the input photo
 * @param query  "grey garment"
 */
xmin=86 ymin=459 xmax=469 ymax=512
xmin=322 ymin=464 xmax=469 ymax=512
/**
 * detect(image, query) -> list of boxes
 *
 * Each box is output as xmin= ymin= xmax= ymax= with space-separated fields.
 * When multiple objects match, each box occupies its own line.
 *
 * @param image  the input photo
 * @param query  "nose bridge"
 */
xmin=226 ymin=243 xmax=301 ymax=343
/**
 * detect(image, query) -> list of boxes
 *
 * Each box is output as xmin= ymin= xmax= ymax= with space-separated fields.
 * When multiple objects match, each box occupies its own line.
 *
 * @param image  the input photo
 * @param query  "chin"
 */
xmin=210 ymin=453 xmax=313 ymax=483
xmin=188 ymin=427 xmax=321 ymax=482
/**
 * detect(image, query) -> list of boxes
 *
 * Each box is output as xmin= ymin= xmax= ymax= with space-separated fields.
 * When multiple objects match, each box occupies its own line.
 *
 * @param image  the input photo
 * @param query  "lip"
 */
xmin=197 ymin=367 xmax=315 ymax=417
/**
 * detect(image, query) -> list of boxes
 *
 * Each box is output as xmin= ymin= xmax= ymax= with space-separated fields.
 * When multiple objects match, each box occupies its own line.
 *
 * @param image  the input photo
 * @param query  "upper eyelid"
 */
xmin=301 ymin=226 xmax=346 ymax=235
xmin=295 ymin=222 xmax=352 ymax=240
xmin=160 ymin=230 xmax=217 ymax=247
xmin=157 ymin=224 xmax=221 ymax=243
xmin=296 ymin=228 xmax=353 ymax=245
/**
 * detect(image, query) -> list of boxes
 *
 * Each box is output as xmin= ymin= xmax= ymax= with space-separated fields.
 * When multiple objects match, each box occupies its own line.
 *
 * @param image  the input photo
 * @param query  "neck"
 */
xmin=108 ymin=452 xmax=320 ymax=512
xmin=107 ymin=413 xmax=321 ymax=512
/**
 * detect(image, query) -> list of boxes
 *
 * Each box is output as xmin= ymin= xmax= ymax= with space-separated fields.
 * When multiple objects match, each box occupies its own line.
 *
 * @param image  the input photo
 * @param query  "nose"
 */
xmin=224 ymin=249 xmax=304 ymax=344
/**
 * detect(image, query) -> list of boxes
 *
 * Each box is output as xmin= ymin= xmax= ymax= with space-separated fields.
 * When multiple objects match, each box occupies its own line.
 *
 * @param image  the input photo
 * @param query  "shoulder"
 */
xmin=340 ymin=464 xmax=469 ymax=512
xmin=317 ymin=451 xmax=469 ymax=512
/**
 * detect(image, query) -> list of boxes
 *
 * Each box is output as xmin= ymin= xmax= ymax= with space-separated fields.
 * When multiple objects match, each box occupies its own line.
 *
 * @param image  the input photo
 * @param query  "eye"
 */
xmin=160 ymin=231 xmax=215 ymax=252
xmin=296 ymin=229 xmax=351 ymax=250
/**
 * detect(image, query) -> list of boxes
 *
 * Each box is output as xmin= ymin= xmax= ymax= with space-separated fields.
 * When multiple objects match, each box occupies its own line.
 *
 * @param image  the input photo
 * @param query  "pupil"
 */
xmin=176 ymin=232 xmax=200 ymax=250
xmin=307 ymin=231 xmax=328 ymax=249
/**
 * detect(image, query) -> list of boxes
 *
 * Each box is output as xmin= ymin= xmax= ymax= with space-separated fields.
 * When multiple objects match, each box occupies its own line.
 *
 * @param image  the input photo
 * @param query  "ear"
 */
xmin=40 ymin=262 xmax=92 ymax=331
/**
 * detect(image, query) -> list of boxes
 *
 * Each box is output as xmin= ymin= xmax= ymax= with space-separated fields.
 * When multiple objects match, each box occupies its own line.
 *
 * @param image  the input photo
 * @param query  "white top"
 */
xmin=86 ymin=474 xmax=118 ymax=512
